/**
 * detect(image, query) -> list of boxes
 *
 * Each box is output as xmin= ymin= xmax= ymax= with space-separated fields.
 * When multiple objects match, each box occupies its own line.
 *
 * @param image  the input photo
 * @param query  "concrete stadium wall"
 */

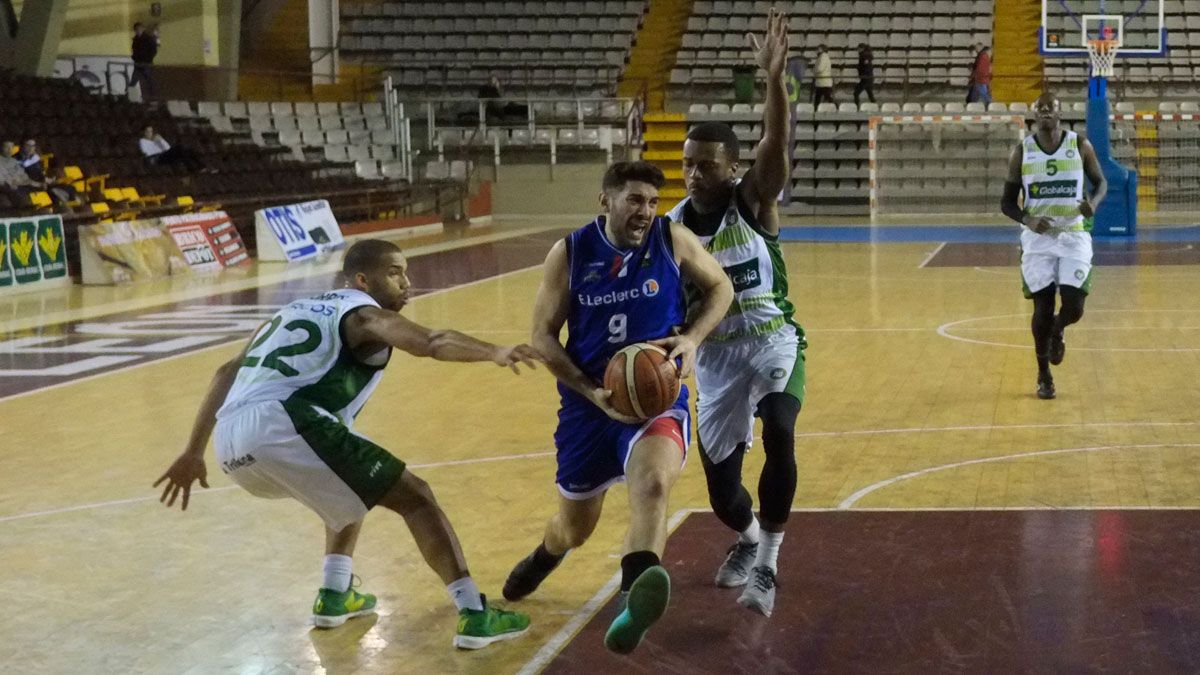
xmin=13 ymin=0 xmax=224 ymax=67
xmin=490 ymin=162 xmax=609 ymax=220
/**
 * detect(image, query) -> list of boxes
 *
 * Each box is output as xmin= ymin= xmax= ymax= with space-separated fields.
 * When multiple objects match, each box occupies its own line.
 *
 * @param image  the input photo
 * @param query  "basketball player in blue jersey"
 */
xmin=502 ymin=161 xmax=733 ymax=654
xmin=667 ymin=9 xmax=805 ymax=617
xmin=153 ymin=239 xmax=541 ymax=649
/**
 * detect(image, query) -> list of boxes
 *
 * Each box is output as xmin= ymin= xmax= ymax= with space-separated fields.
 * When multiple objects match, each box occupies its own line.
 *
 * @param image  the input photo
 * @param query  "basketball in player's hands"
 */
xmin=603 ymin=343 xmax=682 ymax=421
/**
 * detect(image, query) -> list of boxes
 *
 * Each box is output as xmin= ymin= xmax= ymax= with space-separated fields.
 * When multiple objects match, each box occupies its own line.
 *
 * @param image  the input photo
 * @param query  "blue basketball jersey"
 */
xmin=563 ymin=216 xmax=686 ymax=392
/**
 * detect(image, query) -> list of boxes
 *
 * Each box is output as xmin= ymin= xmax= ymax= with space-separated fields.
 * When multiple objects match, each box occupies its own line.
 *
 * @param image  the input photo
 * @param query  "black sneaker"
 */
xmin=1037 ymin=372 xmax=1056 ymax=400
xmin=503 ymin=546 xmax=564 ymax=601
xmin=1049 ymin=331 xmax=1065 ymax=365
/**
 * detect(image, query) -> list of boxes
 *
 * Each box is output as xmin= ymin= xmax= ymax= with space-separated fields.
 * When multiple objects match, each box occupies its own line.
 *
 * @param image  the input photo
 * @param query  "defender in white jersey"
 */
xmin=154 ymin=239 xmax=540 ymax=649
xmin=1002 ymin=92 xmax=1107 ymax=400
xmin=670 ymin=9 xmax=803 ymax=618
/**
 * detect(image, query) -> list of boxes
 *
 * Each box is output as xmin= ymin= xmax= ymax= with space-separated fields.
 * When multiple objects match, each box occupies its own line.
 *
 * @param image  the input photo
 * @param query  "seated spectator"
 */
xmin=477 ymin=75 xmax=528 ymax=124
xmin=0 ymin=140 xmax=44 ymax=203
xmin=16 ymin=139 xmax=45 ymax=182
xmin=44 ymin=161 xmax=82 ymax=211
xmin=138 ymin=125 xmax=205 ymax=172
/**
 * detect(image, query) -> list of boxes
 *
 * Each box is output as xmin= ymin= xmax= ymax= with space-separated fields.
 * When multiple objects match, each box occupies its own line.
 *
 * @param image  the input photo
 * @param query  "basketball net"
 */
xmin=1087 ymin=38 xmax=1119 ymax=79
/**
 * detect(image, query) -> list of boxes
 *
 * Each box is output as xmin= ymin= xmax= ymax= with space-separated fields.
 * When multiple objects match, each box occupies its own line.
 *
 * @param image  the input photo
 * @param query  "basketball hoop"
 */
xmin=1087 ymin=38 xmax=1119 ymax=78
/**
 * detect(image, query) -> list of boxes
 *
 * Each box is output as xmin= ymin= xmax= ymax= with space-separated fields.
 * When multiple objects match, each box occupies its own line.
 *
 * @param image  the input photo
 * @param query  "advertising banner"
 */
xmin=0 ymin=215 xmax=71 ymax=294
xmin=254 ymin=200 xmax=345 ymax=262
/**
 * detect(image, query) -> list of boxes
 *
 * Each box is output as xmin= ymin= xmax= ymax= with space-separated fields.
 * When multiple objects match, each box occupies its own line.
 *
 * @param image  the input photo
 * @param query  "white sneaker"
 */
xmin=714 ymin=541 xmax=758 ymax=587
xmin=736 ymin=566 xmax=777 ymax=617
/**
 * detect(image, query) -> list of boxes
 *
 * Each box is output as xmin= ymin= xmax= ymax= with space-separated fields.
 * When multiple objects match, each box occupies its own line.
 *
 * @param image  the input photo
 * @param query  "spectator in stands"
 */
xmin=813 ymin=44 xmax=834 ymax=106
xmin=477 ymin=75 xmax=527 ymax=123
xmin=967 ymin=44 xmax=992 ymax=106
xmin=44 ymin=160 xmax=82 ymax=211
xmin=139 ymin=125 xmax=206 ymax=172
xmin=16 ymin=139 xmax=44 ymax=182
xmin=130 ymin=22 xmax=160 ymax=101
xmin=0 ymin=141 xmax=43 ymax=202
xmin=854 ymin=44 xmax=875 ymax=107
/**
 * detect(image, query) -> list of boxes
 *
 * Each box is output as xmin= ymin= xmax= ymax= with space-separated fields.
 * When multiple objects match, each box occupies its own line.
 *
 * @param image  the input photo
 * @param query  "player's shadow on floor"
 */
xmin=309 ymin=614 xmax=380 ymax=673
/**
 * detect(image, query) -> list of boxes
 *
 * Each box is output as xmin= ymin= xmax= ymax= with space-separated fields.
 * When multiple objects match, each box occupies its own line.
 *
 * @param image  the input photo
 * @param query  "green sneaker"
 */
xmin=311 ymin=580 xmax=377 ymax=628
xmin=453 ymin=595 xmax=531 ymax=650
xmin=604 ymin=565 xmax=670 ymax=654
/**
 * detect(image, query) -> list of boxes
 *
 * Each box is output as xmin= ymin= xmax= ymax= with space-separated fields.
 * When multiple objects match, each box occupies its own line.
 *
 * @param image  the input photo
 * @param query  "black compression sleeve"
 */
xmin=1001 ymin=181 xmax=1026 ymax=225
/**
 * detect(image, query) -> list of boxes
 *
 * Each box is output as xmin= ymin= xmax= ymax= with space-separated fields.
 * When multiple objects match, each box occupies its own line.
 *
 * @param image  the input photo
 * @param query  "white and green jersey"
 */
xmin=668 ymin=182 xmax=804 ymax=345
xmin=1020 ymin=130 xmax=1093 ymax=260
xmin=217 ymin=288 xmax=390 ymax=425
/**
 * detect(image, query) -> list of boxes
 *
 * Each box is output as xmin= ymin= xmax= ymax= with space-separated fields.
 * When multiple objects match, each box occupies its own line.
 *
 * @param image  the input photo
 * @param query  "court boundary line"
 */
xmin=0 ymin=264 xmax=543 ymax=403
xmin=838 ymin=442 xmax=1200 ymax=509
xmin=515 ymin=508 xmax=694 ymax=675
xmin=0 ymin=451 xmax=555 ymax=524
xmin=9 ymin=420 xmax=1199 ymax=523
xmin=918 ymin=241 xmax=947 ymax=268
xmin=937 ymin=309 xmax=1200 ymax=353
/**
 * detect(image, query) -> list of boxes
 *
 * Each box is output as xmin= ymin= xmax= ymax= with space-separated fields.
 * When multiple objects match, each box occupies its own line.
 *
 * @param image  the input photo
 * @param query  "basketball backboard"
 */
xmin=1040 ymin=0 xmax=1167 ymax=57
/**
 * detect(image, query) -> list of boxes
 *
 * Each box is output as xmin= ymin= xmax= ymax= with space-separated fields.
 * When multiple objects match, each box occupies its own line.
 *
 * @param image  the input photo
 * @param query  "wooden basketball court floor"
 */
xmin=4 ymin=219 xmax=1200 ymax=674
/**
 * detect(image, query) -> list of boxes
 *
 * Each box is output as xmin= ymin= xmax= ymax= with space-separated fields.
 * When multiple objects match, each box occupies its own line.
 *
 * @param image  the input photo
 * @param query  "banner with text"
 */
xmin=78 ymin=218 xmax=191 ymax=285
xmin=161 ymin=212 xmax=251 ymax=272
xmin=1 ymin=215 xmax=70 ymax=294
xmin=254 ymin=199 xmax=345 ymax=262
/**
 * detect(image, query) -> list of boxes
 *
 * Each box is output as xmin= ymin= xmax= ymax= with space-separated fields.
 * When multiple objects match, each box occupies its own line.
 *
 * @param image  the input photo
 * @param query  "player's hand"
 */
xmin=153 ymin=452 xmax=209 ymax=511
xmin=647 ymin=334 xmax=700 ymax=380
xmin=589 ymin=388 xmax=642 ymax=424
xmin=749 ymin=7 xmax=789 ymax=78
xmin=493 ymin=344 xmax=543 ymax=373
xmin=1025 ymin=215 xmax=1053 ymax=234
xmin=1078 ymin=199 xmax=1095 ymax=218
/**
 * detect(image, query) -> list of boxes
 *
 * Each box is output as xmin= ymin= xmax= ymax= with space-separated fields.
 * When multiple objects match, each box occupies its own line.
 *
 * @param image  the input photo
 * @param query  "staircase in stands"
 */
xmin=991 ymin=0 xmax=1044 ymax=103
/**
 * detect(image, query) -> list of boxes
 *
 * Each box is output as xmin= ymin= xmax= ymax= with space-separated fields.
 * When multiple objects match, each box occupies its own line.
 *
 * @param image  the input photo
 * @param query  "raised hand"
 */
xmin=748 ymin=7 xmax=790 ymax=78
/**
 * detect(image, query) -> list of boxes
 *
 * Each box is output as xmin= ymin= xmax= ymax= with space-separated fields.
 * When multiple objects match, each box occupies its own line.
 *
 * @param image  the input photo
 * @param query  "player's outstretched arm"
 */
xmin=153 ymin=340 xmax=250 ymax=510
xmin=347 ymin=306 xmax=541 ymax=373
xmin=531 ymin=240 xmax=638 ymax=422
xmin=741 ymin=7 xmax=791 ymax=232
xmin=651 ymin=223 xmax=734 ymax=378
xmin=1079 ymin=138 xmax=1108 ymax=218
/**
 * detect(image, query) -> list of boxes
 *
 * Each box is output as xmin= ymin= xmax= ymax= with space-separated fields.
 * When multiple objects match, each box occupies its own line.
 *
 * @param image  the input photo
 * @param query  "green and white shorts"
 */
xmin=214 ymin=400 xmax=406 ymax=531
xmin=1021 ymin=252 xmax=1093 ymax=298
xmin=695 ymin=329 xmax=806 ymax=464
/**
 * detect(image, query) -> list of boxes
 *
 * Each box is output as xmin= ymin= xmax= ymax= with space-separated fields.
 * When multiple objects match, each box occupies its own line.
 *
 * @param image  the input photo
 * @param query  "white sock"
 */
xmin=447 ymin=576 xmax=484 ymax=611
xmin=755 ymin=531 xmax=784 ymax=572
xmin=738 ymin=517 xmax=761 ymax=545
xmin=322 ymin=554 xmax=353 ymax=592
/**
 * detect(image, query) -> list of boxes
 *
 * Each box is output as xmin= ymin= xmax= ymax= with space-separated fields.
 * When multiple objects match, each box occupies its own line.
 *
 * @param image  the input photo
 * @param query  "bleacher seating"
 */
xmin=0 ymin=70 xmax=413 ymax=251
xmin=673 ymin=0 xmax=993 ymax=100
xmin=339 ymin=0 xmax=648 ymax=95
xmin=170 ymin=99 xmax=405 ymax=181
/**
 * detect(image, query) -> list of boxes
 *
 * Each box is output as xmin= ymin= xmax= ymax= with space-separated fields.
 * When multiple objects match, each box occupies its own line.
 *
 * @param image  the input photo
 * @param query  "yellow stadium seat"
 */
xmin=103 ymin=188 xmax=127 ymax=203
xmin=62 ymin=166 xmax=84 ymax=182
xmin=176 ymin=195 xmax=195 ymax=206
xmin=29 ymin=191 xmax=53 ymax=209
xmin=90 ymin=201 xmax=113 ymax=223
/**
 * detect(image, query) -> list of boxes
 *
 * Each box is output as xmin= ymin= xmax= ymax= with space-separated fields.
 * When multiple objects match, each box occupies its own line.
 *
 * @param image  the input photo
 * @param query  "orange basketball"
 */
xmin=603 ymin=343 xmax=682 ymax=421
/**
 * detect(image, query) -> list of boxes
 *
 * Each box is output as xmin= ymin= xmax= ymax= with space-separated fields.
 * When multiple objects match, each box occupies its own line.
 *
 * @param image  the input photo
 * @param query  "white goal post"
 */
xmin=869 ymin=115 xmax=1027 ymax=219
